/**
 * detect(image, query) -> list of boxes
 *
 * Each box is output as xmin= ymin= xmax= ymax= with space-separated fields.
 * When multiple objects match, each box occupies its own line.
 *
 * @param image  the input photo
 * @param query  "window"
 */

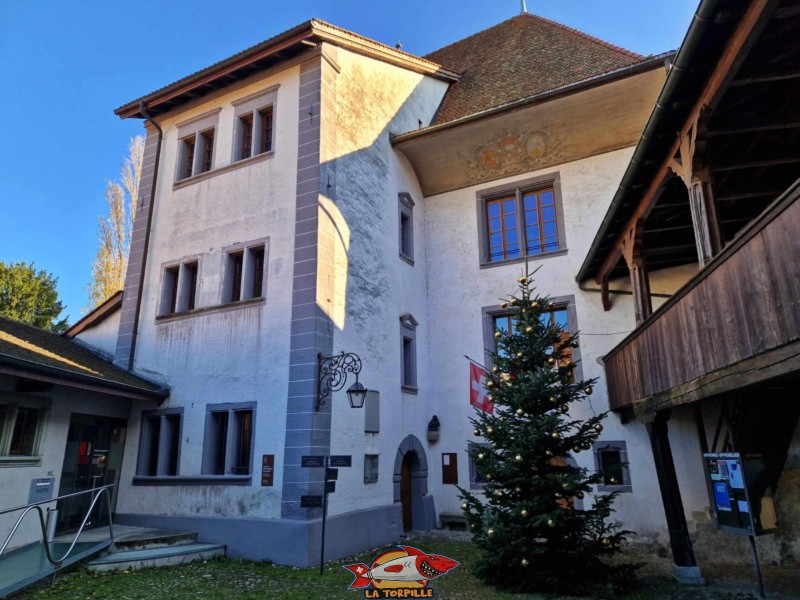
xmin=398 ymin=193 xmax=415 ymax=264
xmin=400 ymin=314 xmax=418 ymax=392
xmin=160 ymin=260 xmax=200 ymax=315
xmin=477 ymin=175 xmax=566 ymax=266
xmin=482 ymin=295 xmax=582 ymax=380
xmin=468 ymin=442 xmax=489 ymax=489
xmin=0 ymin=397 xmax=49 ymax=465
xmin=593 ymin=441 xmax=632 ymax=493
xmin=137 ymin=409 xmax=182 ymax=476
xmin=202 ymin=403 xmax=255 ymax=476
xmin=233 ymin=86 xmax=278 ymax=161
xmin=174 ymin=108 xmax=220 ymax=182
xmin=364 ymin=454 xmax=379 ymax=484
xmin=223 ymin=243 xmax=267 ymax=303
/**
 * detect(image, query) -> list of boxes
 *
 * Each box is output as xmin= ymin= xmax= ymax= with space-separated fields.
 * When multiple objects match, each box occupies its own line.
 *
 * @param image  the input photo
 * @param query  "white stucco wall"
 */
xmin=319 ymin=46 xmax=448 ymax=517
xmin=72 ymin=310 xmax=121 ymax=360
xmin=422 ymin=147 xmax=670 ymax=542
xmin=116 ymin=63 xmax=303 ymax=520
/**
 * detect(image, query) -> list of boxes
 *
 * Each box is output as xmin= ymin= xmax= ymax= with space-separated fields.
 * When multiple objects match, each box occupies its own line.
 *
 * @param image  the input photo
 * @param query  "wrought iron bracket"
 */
xmin=317 ymin=351 xmax=362 ymax=411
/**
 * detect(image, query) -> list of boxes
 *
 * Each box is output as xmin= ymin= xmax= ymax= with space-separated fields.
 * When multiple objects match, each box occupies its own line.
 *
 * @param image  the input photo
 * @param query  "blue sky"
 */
xmin=0 ymin=1 xmax=698 ymax=323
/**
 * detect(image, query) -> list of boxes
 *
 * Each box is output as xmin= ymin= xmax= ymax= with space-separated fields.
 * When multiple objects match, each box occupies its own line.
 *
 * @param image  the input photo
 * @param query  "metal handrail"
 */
xmin=0 ymin=484 xmax=115 ymax=567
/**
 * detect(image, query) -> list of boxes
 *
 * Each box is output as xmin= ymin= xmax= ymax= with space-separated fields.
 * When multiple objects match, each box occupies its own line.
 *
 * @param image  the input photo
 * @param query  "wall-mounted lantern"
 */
xmin=317 ymin=352 xmax=368 ymax=410
xmin=427 ymin=415 xmax=441 ymax=443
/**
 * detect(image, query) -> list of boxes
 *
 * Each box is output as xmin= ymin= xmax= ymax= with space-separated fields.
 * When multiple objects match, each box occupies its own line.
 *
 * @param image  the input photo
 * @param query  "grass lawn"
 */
xmin=14 ymin=535 xmax=769 ymax=600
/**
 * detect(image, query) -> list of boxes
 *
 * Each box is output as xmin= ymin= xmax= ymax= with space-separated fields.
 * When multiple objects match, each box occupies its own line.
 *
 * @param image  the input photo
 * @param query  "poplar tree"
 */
xmin=460 ymin=273 xmax=635 ymax=596
xmin=87 ymin=135 xmax=144 ymax=309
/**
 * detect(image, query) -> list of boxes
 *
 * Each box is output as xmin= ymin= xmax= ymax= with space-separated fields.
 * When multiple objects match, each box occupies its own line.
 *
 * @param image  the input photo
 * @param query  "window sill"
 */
xmin=0 ymin=456 xmax=42 ymax=468
xmin=132 ymin=475 xmax=252 ymax=486
xmin=469 ymin=483 xmax=486 ymax=490
xmin=480 ymin=249 xmax=568 ymax=269
xmin=157 ymin=297 xmax=265 ymax=323
xmin=399 ymin=253 xmax=415 ymax=266
xmin=401 ymin=385 xmax=418 ymax=395
xmin=596 ymin=484 xmax=633 ymax=493
xmin=173 ymin=151 xmax=275 ymax=190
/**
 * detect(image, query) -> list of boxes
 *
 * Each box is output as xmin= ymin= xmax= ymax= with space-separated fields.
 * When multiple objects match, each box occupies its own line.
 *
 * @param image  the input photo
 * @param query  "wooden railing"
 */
xmin=604 ymin=180 xmax=800 ymax=413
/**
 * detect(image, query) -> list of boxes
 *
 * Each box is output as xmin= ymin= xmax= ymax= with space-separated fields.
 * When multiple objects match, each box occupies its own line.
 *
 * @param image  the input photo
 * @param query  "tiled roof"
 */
xmin=425 ymin=13 xmax=645 ymax=126
xmin=0 ymin=317 xmax=165 ymax=397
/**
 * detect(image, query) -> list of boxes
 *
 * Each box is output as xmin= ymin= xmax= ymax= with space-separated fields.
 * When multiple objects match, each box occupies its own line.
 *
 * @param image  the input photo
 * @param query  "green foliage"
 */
xmin=0 ymin=261 xmax=68 ymax=332
xmin=459 ymin=273 xmax=636 ymax=596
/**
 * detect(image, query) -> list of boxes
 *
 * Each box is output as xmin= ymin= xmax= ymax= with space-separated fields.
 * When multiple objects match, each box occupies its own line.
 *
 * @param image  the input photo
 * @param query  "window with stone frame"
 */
xmin=136 ymin=408 xmax=182 ymax=477
xmin=202 ymin=403 xmax=255 ymax=476
xmin=233 ymin=86 xmax=278 ymax=162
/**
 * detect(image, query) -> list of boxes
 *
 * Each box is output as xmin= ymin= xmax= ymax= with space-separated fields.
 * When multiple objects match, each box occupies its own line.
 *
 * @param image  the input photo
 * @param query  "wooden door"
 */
xmin=401 ymin=457 xmax=412 ymax=531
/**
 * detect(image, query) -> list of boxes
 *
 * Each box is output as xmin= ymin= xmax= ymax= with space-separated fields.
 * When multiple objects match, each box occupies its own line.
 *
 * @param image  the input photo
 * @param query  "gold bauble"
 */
xmin=547 ymin=301 xmax=555 ymax=309
xmin=555 ymin=492 xmax=562 ymax=498
xmin=510 ymin=298 xmax=518 ymax=306
xmin=576 ymin=492 xmax=585 ymax=499
xmin=521 ymin=509 xmax=529 ymax=517
xmin=525 ymin=326 xmax=533 ymax=334
xmin=461 ymin=503 xmax=468 ymax=510
xmin=561 ymin=404 xmax=569 ymax=414
xmin=532 ymin=302 xmax=539 ymax=308
xmin=562 ymin=482 xmax=570 ymax=490
xmin=494 ymin=331 xmax=502 ymax=339
xmin=515 ymin=454 xmax=523 ymax=462
xmin=551 ymin=431 xmax=560 ymax=439
xmin=487 ymin=528 xmax=494 ymax=536
xmin=547 ymin=519 xmax=555 ymax=527
xmin=515 ymin=487 xmax=522 ymax=493
xmin=492 ymin=366 xmax=498 ymax=373
xmin=547 ymin=356 xmax=555 ymax=365
xmin=602 ymin=538 xmax=610 ymax=546
xmin=584 ymin=386 xmax=593 ymax=395
xmin=594 ymin=423 xmax=604 ymax=433
xmin=495 ymin=489 xmax=503 ymax=496
xmin=549 ymin=396 xmax=557 ymax=403
xmin=521 ymin=558 xmax=529 ymax=567
xmin=474 ymin=428 xmax=480 ymax=436
xmin=485 ymin=474 xmax=493 ymax=480
xmin=545 ymin=450 xmax=554 ymax=457
xmin=518 ymin=277 xmax=527 ymax=284
xmin=500 ymin=302 xmax=508 ymax=309
xmin=516 ymin=352 xmax=523 ymax=358
xmin=478 ymin=453 xmax=485 ymax=459
xmin=570 ymin=340 xmax=580 ymax=348
xmin=573 ymin=446 xmax=581 ymax=453
xmin=487 ymin=427 xmax=493 ymax=434
xmin=471 ymin=523 xmax=477 ymax=529
xmin=486 ymin=380 xmax=494 ymax=388
xmin=516 ymin=409 xmax=524 ymax=416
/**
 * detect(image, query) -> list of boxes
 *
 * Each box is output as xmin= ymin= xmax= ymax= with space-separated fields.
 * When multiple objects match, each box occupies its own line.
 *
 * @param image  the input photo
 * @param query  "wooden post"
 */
xmin=621 ymin=221 xmax=652 ymax=325
xmin=645 ymin=411 xmax=701 ymax=579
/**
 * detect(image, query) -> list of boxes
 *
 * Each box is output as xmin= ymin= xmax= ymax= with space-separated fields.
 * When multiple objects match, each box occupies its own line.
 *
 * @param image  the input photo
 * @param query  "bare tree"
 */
xmin=86 ymin=136 xmax=144 ymax=309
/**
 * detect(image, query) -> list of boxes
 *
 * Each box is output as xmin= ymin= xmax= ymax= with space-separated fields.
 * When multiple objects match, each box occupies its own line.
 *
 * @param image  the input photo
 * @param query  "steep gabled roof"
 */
xmin=0 ymin=317 xmax=167 ymax=400
xmin=65 ymin=290 xmax=122 ymax=338
xmin=425 ymin=13 xmax=645 ymax=126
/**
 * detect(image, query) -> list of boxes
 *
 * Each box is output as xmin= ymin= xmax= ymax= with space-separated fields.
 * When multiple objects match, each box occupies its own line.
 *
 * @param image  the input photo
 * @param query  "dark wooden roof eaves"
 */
xmin=65 ymin=291 xmax=123 ymax=338
xmin=576 ymin=0 xmax=752 ymax=283
xmin=424 ymin=13 xmax=646 ymax=126
xmin=0 ymin=317 xmax=166 ymax=398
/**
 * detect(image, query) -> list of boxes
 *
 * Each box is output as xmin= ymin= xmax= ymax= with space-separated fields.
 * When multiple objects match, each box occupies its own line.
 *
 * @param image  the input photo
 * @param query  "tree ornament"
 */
xmin=573 ymin=446 xmax=581 ymax=453
xmin=517 ymin=276 xmax=527 ymax=284
xmin=500 ymin=302 xmax=508 ymax=309
xmin=547 ymin=356 xmax=555 ymax=365
xmin=555 ymin=491 xmax=563 ymax=498
xmin=521 ymin=558 xmax=529 ymax=567
xmin=576 ymin=492 xmax=585 ymax=499
xmin=561 ymin=404 xmax=569 ymax=414
xmin=487 ymin=529 xmax=494 ymax=537
xmin=549 ymin=396 xmax=557 ymax=403
xmin=492 ymin=366 xmax=498 ymax=373
xmin=515 ymin=487 xmax=521 ymax=493
xmin=515 ymin=454 xmax=523 ymax=462
xmin=461 ymin=503 xmax=468 ymax=510
xmin=471 ymin=523 xmax=477 ymax=529
xmin=547 ymin=301 xmax=555 ymax=309
xmin=485 ymin=473 xmax=492 ymax=480
xmin=547 ymin=519 xmax=555 ymax=527
xmin=486 ymin=380 xmax=494 ymax=388
xmin=521 ymin=509 xmax=529 ymax=517
xmin=584 ymin=386 xmax=593 ymax=395
xmin=551 ymin=431 xmax=560 ymax=440
xmin=516 ymin=352 xmax=523 ymax=358
xmin=561 ymin=482 xmax=570 ymax=490
xmin=516 ymin=409 xmax=524 ymax=416
xmin=487 ymin=426 xmax=493 ymax=434
xmin=545 ymin=450 xmax=554 ymax=457
xmin=525 ymin=326 xmax=533 ymax=334
xmin=494 ymin=331 xmax=502 ymax=339
xmin=474 ymin=428 xmax=480 ymax=436
xmin=594 ymin=423 xmax=603 ymax=433
xmin=478 ymin=452 xmax=485 ymax=459
xmin=570 ymin=340 xmax=580 ymax=348
xmin=495 ymin=489 xmax=503 ymax=497
xmin=602 ymin=538 xmax=610 ymax=546
xmin=510 ymin=298 xmax=518 ymax=306
xmin=532 ymin=302 xmax=539 ymax=308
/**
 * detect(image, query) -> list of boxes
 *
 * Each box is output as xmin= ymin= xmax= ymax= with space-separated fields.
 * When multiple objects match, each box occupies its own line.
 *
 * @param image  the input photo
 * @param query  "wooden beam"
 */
xmin=714 ymin=155 xmax=800 ymax=172
xmin=594 ymin=0 xmax=776 ymax=286
xmin=730 ymin=70 xmax=800 ymax=87
xmin=717 ymin=189 xmax=784 ymax=202
xmin=709 ymin=117 xmax=800 ymax=136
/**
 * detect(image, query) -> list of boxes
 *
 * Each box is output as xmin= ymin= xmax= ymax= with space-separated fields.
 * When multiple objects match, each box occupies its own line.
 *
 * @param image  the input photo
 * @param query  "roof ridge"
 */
xmin=526 ymin=13 xmax=644 ymax=60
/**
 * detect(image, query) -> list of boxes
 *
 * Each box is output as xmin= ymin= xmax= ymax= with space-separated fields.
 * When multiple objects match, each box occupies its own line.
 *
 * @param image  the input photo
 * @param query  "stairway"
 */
xmin=87 ymin=527 xmax=226 ymax=572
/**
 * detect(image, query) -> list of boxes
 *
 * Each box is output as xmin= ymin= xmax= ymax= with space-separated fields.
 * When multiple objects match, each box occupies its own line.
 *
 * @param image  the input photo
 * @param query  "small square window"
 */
xmin=179 ymin=136 xmax=196 ymax=180
xmin=137 ymin=409 xmax=182 ymax=477
xmin=364 ymin=454 xmax=379 ymax=484
xmin=160 ymin=260 xmax=201 ymax=316
xmin=468 ymin=442 xmax=489 ymax=489
xmin=593 ymin=441 xmax=632 ymax=493
xmin=0 ymin=399 xmax=49 ymax=463
xmin=202 ymin=404 xmax=255 ymax=476
xmin=234 ymin=88 xmax=277 ymax=162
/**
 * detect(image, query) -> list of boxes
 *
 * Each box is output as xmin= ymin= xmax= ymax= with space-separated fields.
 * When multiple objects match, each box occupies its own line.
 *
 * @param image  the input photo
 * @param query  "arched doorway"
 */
xmin=393 ymin=435 xmax=437 ymax=532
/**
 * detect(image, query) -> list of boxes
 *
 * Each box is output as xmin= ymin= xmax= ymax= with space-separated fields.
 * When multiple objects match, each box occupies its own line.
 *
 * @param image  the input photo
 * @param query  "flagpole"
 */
xmin=464 ymin=354 xmax=490 ymax=372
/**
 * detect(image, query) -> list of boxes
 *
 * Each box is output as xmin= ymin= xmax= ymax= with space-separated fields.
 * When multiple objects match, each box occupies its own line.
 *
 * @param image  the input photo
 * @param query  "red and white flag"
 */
xmin=469 ymin=363 xmax=494 ymax=414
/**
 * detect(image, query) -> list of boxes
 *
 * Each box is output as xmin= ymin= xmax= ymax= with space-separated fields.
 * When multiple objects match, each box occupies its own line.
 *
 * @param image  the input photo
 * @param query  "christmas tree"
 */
xmin=460 ymin=273 xmax=635 ymax=596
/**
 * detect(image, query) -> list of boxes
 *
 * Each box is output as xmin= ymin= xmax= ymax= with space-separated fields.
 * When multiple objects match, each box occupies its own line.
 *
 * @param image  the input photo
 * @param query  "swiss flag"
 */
xmin=470 ymin=363 xmax=494 ymax=413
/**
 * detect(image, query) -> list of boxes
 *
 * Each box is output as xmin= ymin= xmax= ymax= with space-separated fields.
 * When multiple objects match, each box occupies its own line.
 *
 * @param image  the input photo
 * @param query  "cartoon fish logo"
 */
xmin=343 ymin=545 xmax=459 ymax=590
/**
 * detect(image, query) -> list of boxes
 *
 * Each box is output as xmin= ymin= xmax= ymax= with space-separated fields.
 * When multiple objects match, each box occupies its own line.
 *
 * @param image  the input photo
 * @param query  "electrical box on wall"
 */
xmin=703 ymin=452 xmax=777 ymax=536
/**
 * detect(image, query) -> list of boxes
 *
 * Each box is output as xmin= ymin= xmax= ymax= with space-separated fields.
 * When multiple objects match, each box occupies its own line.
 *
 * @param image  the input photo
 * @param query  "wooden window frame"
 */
xmin=136 ymin=408 xmax=183 ymax=477
xmin=222 ymin=240 xmax=268 ymax=305
xmin=175 ymin=109 xmax=220 ymax=182
xmin=481 ymin=295 xmax=582 ymax=381
xmin=232 ymin=86 xmax=278 ymax=162
xmin=160 ymin=259 xmax=201 ymax=316
xmin=476 ymin=173 xmax=568 ymax=268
